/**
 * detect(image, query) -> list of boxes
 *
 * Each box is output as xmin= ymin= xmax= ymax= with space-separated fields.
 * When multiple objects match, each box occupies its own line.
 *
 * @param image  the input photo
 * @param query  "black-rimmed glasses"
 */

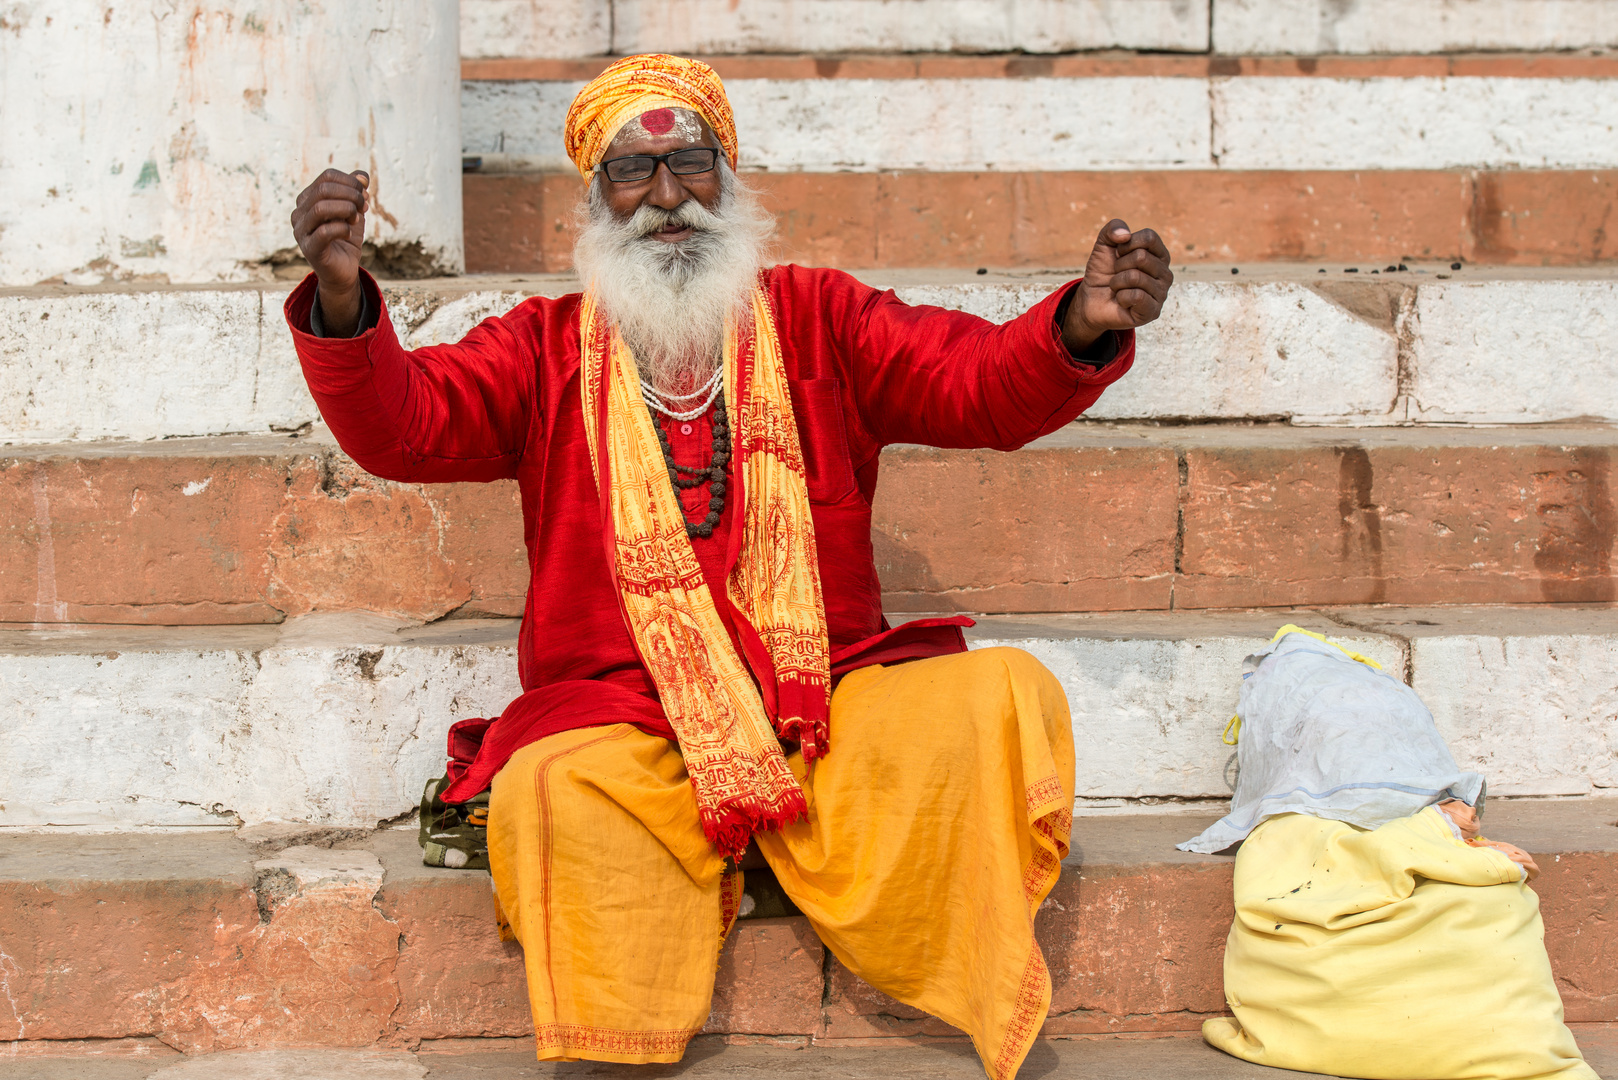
xmin=597 ymin=148 xmax=719 ymax=183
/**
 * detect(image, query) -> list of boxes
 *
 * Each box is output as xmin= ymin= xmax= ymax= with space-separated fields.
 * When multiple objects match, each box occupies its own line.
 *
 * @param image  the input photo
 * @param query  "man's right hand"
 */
xmin=291 ymin=169 xmax=370 ymax=337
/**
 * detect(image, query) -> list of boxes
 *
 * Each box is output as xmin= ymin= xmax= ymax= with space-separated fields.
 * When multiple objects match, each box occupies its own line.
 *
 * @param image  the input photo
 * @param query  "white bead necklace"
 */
xmin=640 ymin=364 xmax=725 ymax=422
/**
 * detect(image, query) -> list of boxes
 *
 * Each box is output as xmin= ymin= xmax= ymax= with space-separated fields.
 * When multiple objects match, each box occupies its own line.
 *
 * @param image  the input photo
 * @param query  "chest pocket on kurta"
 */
xmin=787 ymin=379 xmax=859 ymax=504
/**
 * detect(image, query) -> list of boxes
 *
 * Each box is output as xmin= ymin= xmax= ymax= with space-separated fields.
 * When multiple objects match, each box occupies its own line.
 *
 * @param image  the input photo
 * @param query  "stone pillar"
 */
xmin=0 ymin=1 xmax=463 ymax=286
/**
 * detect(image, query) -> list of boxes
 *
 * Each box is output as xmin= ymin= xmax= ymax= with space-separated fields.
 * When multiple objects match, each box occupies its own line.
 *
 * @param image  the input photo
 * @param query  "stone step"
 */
xmin=461 ymin=72 xmax=1618 ymax=174
xmin=3 ymin=270 xmax=1615 ymax=443
xmin=459 ymin=56 xmax=1618 ymax=270
xmin=2 ymin=424 xmax=1613 ymax=628
xmin=6 ymin=1037 xmax=1618 ymax=1080
xmin=3 ymin=607 xmax=1614 ymax=829
xmin=464 ymin=167 xmax=1618 ymax=272
xmin=459 ymin=1 xmax=1618 ymax=59
xmin=2 ymin=800 xmax=1614 ymax=1054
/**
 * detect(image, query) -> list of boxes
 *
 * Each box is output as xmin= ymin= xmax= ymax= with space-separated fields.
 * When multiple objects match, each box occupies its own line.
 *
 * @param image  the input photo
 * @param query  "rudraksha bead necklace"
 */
xmin=651 ymin=395 xmax=730 ymax=538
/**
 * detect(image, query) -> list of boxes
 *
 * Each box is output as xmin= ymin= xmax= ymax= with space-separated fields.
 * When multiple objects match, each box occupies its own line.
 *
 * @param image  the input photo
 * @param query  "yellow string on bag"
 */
xmin=1221 ymin=626 xmax=1384 ymax=747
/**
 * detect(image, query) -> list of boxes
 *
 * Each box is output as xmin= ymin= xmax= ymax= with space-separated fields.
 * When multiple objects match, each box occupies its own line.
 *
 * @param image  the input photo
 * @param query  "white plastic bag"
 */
xmin=1180 ymin=626 xmax=1485 ymax=854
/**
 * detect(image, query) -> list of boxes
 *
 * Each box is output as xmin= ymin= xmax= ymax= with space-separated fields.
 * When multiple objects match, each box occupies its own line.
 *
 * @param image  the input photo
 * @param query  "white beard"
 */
xmin=572 ymin=164 xmax=775 ymax=396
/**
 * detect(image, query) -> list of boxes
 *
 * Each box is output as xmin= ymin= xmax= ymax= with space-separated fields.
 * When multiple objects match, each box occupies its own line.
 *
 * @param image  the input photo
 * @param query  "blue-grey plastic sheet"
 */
xmin=1179 ymin=632 xmax=1485 ymax=855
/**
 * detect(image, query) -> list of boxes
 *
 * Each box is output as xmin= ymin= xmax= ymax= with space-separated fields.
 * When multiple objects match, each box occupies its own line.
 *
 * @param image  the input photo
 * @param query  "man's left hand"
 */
xmin=1062 ymin=219 xmax=1174 ymax=354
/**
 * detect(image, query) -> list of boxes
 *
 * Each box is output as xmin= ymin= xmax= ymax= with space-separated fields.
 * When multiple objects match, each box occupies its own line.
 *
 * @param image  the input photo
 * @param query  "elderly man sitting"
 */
xmin=287 ymin=54 xmax=1173 ymax=1079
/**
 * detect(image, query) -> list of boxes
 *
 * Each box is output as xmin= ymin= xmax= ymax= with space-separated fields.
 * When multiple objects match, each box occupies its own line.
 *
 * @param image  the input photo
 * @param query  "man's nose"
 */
xmin=644 ymin=161 xmax=687 ymax=210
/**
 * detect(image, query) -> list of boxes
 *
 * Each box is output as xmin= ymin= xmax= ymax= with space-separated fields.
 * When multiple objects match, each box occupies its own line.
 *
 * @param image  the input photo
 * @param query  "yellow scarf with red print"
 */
xmin=579 ymin=287 xmax=830 ymax=856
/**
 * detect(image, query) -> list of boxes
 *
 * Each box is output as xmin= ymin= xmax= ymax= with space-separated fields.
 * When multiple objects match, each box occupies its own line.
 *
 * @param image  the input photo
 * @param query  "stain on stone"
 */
xmin=316 ymin=453 xmax=360 ymax=498
xmin=1336 ymin=446 xmax=1386 ymax=602
xmin=1309 ymin=281 xmax=1402 ymax=334
xmin=378 ymin=285 xmax=448 ymax=334
xmin=1470 ymin=171 xmax=1518 ymax=263
xmin=1007 ymin=56 xmax=1054 ymax=78
xmin=356 ymin=649 xmax=385 ymax=680
xmin=119 ymin=235 xmax=166 ymax=258
xmin=167 ymin=121 xmax=203 ymax=164
xmin=363 ymin=239 xmax=444 ymax=280
xmin=1534 ymin=449 xmax=1616 ymax=602
xmin=134 ymin=160 xmax=160 ymax=189
xmin=254 ymin=866 xmax=297 ymax=924
xmin=239 ymin=824 xmax=374 ymax=855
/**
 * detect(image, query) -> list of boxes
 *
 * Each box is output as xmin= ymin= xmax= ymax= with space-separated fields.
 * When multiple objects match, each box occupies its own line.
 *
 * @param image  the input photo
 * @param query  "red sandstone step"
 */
xmin=463 ymin=168 xmax=1618 ymax=273
xmin=3 ymin=801 xmax=1613 ymax=1051
xmin=2 ymin=425 xmax=1612 ymax=625
xmin=4 ymin=1035 xmax=1617 ymax=1080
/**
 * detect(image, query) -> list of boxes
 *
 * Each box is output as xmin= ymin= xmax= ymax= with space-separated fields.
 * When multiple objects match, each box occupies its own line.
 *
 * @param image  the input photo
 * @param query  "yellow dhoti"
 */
xmin=487 ymin=647 xmax=1075 ymax=1079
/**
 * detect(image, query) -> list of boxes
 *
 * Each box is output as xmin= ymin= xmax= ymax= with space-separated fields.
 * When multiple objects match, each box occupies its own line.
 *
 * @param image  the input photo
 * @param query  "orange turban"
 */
xmin=564 ymin=54 xmax=739 ymax=183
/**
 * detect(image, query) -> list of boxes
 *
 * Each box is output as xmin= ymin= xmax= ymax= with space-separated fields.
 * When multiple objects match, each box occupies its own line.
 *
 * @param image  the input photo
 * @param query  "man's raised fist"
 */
xmin=290 ymin=168 xmax=370 ymax=336
xmin=1061 ymin=218 xmax=1174 ymax=355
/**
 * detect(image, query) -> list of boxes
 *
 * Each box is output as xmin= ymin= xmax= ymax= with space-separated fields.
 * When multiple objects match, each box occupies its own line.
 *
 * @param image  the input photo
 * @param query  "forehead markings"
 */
xmin=614 ymin=107 xmax=706 ymax=149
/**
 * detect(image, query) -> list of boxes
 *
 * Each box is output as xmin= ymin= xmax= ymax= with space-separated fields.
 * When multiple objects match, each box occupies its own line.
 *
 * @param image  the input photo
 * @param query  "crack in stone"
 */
xmin=1318 ymin=609 xmax=1414 ymax=685
xmin=1393 ymin=285 xmax=1419 ymax=421
xmin=0 ymin=943 xmax=24 ymax=1039
xmin=1172 ymin=448 xmax=1189 ymax=608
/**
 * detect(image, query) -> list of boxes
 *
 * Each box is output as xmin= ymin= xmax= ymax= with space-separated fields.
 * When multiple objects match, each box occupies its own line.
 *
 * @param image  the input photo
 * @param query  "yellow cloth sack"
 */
xmin=1205 ymin=808 xmax=1596 ymax=1080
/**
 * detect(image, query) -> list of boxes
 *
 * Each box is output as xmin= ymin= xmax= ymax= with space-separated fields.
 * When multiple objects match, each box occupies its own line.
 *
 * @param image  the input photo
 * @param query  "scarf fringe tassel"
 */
xmin=702 ymin=788 xmax=808 ymax=857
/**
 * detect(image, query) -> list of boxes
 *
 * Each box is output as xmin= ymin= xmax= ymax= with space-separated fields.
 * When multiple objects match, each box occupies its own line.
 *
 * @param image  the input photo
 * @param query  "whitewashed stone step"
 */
xmin=459 ymin=0 xmax=1617 ymax=59
xmin=1212 ymin=0 xmax=1618 ymax=55
xmin=2 ymin=269 xmax=1614 ymax=443
xmin=3 ymin=606 xmax=1613 ymax=830
xmin=462 ymin=76 xmax=1618 ymax=173
xmin=459 ymin=0 xmax=1208 ymax=59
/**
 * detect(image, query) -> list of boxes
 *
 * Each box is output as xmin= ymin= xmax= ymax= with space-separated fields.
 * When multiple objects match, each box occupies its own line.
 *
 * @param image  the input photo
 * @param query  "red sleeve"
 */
xmin=792 ymin=267 xmax=1134 ymax=451
xmin=284 ymin=271 xmax=538 ymax=484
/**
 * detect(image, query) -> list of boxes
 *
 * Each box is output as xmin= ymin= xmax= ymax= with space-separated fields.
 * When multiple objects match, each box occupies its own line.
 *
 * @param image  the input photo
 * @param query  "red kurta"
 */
xmin=285 ymin=266 xmax=1133 ymax=798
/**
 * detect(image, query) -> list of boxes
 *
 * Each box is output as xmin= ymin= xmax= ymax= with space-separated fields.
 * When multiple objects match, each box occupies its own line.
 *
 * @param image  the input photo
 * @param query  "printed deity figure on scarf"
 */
xmin=287 ymin=54 xmax=1175 ymax=1079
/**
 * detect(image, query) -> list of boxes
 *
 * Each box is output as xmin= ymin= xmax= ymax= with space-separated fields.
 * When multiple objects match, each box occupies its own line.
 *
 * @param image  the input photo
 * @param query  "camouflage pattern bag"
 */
xmin=419 ymin=775 xmax=490 ymax=870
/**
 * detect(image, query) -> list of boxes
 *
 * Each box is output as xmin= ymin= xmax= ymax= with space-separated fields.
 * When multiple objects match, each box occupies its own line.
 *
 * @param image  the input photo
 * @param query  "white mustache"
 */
xmin=627 ymin=198 xmax=725 ymax=239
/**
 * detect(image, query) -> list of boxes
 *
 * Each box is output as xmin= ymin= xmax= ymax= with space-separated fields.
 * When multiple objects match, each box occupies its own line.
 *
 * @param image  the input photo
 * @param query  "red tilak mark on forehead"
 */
xmin=640 ymin=108 xmax=676 ymax=134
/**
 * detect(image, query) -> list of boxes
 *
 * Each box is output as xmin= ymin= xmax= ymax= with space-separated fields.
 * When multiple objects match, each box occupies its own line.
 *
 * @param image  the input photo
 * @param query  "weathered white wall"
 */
xmin=1414 ymin=633 xmax=1618 ymax=797
xmin=461 ymin=0 xmax=611 ymax=58
xmin=1213 ymin=79 xmax=1618 ymax=171
xmin=0 ymin=618 xmax=522 ymax=827
xmin=460 ymin=0 xmax=1207 ymax=58
xmin=1407 ymin=281 xmax=1618 ymax=425
xmin=6 ymin=611 xmax=1612 ymax=827
xmin=612 ymin=0 xmax=1209 ymax=55
xmin=1214 ymin=0 xmax=1618 ymax=55
xmin=461 ymin=0 xmax=1618 ymax=58
xmin=974 ymin=623 xmax=1404 ymax=801
xmin=463 ymin=76 xmax=1618 ymax=172
xmin=0 ymin=289 xmax=317 ymax=443
xmin=1090 ymin=283 xmax=1399 ymax=424
xmin=463 ymin=77 xmax=1214 ymax=171
xmin=0 ymin=1 xmax=463 ymax=287
xmin=14 ymin=275 xmax=1618 ymax=443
